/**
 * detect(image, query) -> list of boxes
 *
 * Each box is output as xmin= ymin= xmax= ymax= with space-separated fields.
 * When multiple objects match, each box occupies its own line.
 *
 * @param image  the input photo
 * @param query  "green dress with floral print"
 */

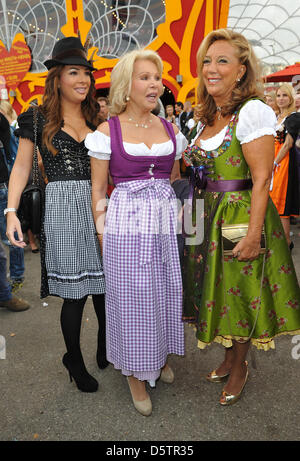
xmin=182 ymin=106 xmax=300 ymax=351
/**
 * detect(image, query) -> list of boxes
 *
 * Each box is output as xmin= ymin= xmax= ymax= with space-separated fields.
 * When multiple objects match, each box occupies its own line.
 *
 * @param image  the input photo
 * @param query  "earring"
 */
xmin=236 ymin=78 xmax=241 ymax=82
xmin=126 ymin=96 xmax=130 ymax=102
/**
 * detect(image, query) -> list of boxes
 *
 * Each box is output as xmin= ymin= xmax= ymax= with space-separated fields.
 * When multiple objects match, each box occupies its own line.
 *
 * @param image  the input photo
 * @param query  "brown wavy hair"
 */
xmin=39 ymin=65 xmax=101 ymax=155
xmin=196 ymin=28 xmax=264 ymax=126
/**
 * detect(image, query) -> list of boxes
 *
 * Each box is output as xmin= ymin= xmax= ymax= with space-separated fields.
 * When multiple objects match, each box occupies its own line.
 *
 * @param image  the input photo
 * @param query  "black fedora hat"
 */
xmin=44 ymin=36 xmax=96 ymax=71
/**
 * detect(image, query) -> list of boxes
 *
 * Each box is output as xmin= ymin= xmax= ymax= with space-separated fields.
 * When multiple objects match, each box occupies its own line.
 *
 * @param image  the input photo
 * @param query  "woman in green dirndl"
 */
xmin=182 ymin=29 xmax=300 ymax=406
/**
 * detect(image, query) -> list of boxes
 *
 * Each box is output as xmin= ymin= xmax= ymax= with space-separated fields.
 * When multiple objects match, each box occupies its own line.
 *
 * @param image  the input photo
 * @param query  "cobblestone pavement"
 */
xmin=0 ymin=225 xmax=300 ymax=442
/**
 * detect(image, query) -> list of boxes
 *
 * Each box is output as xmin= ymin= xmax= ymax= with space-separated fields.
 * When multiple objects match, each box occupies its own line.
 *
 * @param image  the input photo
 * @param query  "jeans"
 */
xmin=0 ymin=184 xmax=24 ymax=281
xmin=0 ymin=241 xmax=12 ymax=301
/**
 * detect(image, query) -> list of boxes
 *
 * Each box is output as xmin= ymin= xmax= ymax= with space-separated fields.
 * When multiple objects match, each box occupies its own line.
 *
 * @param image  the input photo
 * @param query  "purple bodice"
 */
xmin=108 ymin=116 xmax=176 ymax=185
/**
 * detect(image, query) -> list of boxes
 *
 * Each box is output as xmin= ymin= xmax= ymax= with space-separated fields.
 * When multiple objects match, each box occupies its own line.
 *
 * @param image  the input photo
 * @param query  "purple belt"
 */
xmin=188 ymin=165 xmax=252 ymax=200
xmin=206 ymin=178 xmax=252 ymax=192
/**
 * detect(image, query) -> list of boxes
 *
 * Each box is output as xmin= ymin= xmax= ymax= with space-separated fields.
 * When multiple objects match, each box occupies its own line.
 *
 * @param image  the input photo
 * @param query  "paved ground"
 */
xmin=0 ymin=224 xmax=300 ymax=443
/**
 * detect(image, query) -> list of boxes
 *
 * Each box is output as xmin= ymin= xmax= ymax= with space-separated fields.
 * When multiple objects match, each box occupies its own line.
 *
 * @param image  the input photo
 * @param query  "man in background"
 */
xmin=0 ymin=112 xmax=25 ymax=293
xmin=181 ymin=101 xmax=194 ymax=137
xmin=0 ymin=239 xmax=30 ymax=312
xmin=175 ymin=101 xmax=185 ymax=131
xmin=97 ymin=96 xmax=110 ymax=121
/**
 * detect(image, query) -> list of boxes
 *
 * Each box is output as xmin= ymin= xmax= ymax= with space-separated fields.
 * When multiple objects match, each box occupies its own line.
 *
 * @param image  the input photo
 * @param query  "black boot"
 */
xmin=61 ymin=297 xmax=99 ymax=392
xmin=62 ymin=353 xmax=98 ymax=393
xmin=93 ymin=294 xmax=109 ymax=369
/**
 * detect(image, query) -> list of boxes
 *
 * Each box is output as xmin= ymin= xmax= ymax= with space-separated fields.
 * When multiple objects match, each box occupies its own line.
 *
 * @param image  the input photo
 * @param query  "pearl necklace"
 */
xmin=128 ymin=116 xmax=153 ymax=128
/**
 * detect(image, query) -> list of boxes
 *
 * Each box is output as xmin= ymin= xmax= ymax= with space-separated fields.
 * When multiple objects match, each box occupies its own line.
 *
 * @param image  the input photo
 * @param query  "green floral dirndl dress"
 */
xmin=182 ymin=108 xmax=300 ymax=351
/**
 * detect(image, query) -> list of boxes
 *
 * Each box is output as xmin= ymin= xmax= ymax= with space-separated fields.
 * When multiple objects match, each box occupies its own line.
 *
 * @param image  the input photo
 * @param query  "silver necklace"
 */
xmin=128 ymin=116 xmax=153 ymax=128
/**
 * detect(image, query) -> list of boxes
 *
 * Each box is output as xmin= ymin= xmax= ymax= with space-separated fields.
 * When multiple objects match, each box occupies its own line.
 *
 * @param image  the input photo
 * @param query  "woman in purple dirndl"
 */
xmin=85 ymin=49 xmax=187 ymax=416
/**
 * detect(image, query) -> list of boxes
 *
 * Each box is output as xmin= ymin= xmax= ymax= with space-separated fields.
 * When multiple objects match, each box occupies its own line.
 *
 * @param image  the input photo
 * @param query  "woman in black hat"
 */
xmin=5 ymin=36 xmax=108 ymax=392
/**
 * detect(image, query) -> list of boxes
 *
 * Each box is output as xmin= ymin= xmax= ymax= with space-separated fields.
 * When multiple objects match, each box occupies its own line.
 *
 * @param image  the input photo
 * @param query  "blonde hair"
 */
xmin=276 ymin=83 xmax=296 ymax=117
xmin=196 ymin=28 xmax=264 ymax=126
xmin=0 ymin=100 xmax=17 ymax=123
xmin=265 ymin=90 xmax=277 ymax=102
xmin=109 ymin=49 xmax=164 ymax=116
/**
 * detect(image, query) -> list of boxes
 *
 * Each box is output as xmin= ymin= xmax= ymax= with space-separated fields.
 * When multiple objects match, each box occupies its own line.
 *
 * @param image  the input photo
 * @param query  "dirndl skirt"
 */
xmin=41 ymin=180 xmax=105 ymax=299
xmin=103 ymin=179 xmax=184 ymax=381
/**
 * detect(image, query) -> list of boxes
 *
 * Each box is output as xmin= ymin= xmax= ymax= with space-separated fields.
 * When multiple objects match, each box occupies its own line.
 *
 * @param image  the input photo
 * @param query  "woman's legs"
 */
xmin=92 ymin=294 xmax=109 ymax=369
xmin=60 ymin=296 xmax=98 ymax=392
xmin=60 ymin=297 xmax=87 ymax=362
xmin=221 ymin=340 xmax=250 ymax=395
xmin=214 ymin=346 xmax=235 ymax=376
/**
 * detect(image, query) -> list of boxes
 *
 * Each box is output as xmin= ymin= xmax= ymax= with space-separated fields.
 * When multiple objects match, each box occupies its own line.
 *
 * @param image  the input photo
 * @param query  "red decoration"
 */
xmin=0 ymin=37 xmax=31 ymax=91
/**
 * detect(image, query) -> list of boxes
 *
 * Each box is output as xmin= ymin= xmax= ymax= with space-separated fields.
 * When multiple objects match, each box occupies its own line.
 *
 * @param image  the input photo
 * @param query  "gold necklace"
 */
xmin=128 ymin=116 xmax=153 ymax=128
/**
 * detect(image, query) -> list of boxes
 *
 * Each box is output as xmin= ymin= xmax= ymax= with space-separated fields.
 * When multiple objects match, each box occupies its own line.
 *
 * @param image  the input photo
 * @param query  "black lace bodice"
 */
xmin=15 ymin=106 xmax=94 ymax=182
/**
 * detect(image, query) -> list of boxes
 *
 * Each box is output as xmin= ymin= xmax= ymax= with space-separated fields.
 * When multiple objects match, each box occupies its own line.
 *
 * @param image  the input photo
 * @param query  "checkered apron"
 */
xmin=103 ymin=178 xmax=184 ymax=378
xmin=43 ymin=180 xmax=105 ymax=299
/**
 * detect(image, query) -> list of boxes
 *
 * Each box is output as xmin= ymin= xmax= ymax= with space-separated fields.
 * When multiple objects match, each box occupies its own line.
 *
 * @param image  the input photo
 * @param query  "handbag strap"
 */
xmin=221 ymin=237 xmax=267 ymax=345
xmin=32 ymin=106 xmax=40 ymax=186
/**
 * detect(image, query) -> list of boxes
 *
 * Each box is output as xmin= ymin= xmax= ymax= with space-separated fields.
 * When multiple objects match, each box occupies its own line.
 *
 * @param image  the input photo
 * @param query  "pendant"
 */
xmin=216 ymin=106 xmax=222 ymax=120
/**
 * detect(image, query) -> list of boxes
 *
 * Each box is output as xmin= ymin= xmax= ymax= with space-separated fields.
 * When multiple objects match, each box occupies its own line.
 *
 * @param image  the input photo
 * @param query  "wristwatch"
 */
xmin=4 ymin=208 xmax=17 ymax=216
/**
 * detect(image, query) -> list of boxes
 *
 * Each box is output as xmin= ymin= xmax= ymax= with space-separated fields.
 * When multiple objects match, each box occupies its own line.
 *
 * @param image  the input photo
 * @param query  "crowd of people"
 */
xmin=1 ymin=29 xmax=300 ymax=417
xmin=266 ymin=84 xmax=300 ymax=248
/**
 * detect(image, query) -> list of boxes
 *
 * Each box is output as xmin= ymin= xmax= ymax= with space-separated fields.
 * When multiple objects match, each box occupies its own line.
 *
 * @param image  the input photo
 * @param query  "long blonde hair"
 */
xmin=276 ymin=83 xmax=296 ymax=119
xmin=196 ymin=28 xmax=264 ymax=126
xmin=109 ymin=49 xmax=164 ymax=116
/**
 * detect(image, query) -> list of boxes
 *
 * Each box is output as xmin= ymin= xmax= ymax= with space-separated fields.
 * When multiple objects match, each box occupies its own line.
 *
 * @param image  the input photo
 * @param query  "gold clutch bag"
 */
xmin=221 ymin=223 xmax=266 ymax=255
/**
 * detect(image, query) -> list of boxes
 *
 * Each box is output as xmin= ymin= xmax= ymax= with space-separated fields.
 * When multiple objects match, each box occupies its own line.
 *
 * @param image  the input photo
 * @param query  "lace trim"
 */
xmin=240 ymin=127 xmax=276 ymax=145
xmin=195 ymin=329 xmax=300 ymax=351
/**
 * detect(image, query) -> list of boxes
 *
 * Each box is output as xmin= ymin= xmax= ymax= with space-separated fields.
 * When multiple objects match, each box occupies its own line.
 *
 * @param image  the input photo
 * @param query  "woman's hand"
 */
xmin=6 ymin=213 xmax=26 ymax=248
xmin=232 ymin=236 xmax=262 ymax=261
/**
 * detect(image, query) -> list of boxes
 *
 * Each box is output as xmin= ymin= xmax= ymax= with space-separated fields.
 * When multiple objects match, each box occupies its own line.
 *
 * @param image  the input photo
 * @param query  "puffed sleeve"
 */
xmin=236 ymin=99 xmax=277 ymax=144
xmin=85 ymin=130 xmax=111 ymax=160
xmin=14 ymin=106 xmax=36 ymax=142
xmin=175 ymin=131 xmax=188 ymax=160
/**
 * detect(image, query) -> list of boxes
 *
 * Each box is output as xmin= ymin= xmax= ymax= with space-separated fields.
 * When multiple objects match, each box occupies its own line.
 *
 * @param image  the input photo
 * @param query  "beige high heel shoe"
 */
xmin=160 ymin=365 xmax=174 ymax=384
xmin=127 ymin=377 xmax=152 ymax=416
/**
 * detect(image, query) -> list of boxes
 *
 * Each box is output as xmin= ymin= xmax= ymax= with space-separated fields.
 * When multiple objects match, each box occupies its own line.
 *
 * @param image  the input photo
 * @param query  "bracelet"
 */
xmin=95 ymin=232 xmax=103 ymax=237
xmin=4 ymin=208 xmax=17 ymax=216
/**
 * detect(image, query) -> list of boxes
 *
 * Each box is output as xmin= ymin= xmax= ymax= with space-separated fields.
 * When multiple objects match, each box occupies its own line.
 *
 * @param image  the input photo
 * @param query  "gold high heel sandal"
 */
xmin=219 ymin=362 xmax=249 ymax=406
xmin=206 ymin=369 xmax=230 ymax=383
xmin=127 ymin=377 xmax=152 ymax=416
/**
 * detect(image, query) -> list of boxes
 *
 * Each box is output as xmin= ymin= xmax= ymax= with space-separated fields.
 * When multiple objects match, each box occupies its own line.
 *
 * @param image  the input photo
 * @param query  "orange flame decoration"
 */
xmin=5 ymin=0 xmax=230 ymax=113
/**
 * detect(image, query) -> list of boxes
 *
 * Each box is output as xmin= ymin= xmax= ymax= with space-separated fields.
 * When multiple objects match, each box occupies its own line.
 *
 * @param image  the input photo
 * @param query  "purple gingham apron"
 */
xmin=103 ymin=117 xmax=184 ymax=380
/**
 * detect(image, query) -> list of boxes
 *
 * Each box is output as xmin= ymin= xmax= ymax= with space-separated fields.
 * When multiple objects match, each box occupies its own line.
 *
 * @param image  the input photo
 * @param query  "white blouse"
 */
xmin=85 ymin=129 xmax=188 ymax=161
xmin=191 ymin=99 xmax=277 ymax=151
